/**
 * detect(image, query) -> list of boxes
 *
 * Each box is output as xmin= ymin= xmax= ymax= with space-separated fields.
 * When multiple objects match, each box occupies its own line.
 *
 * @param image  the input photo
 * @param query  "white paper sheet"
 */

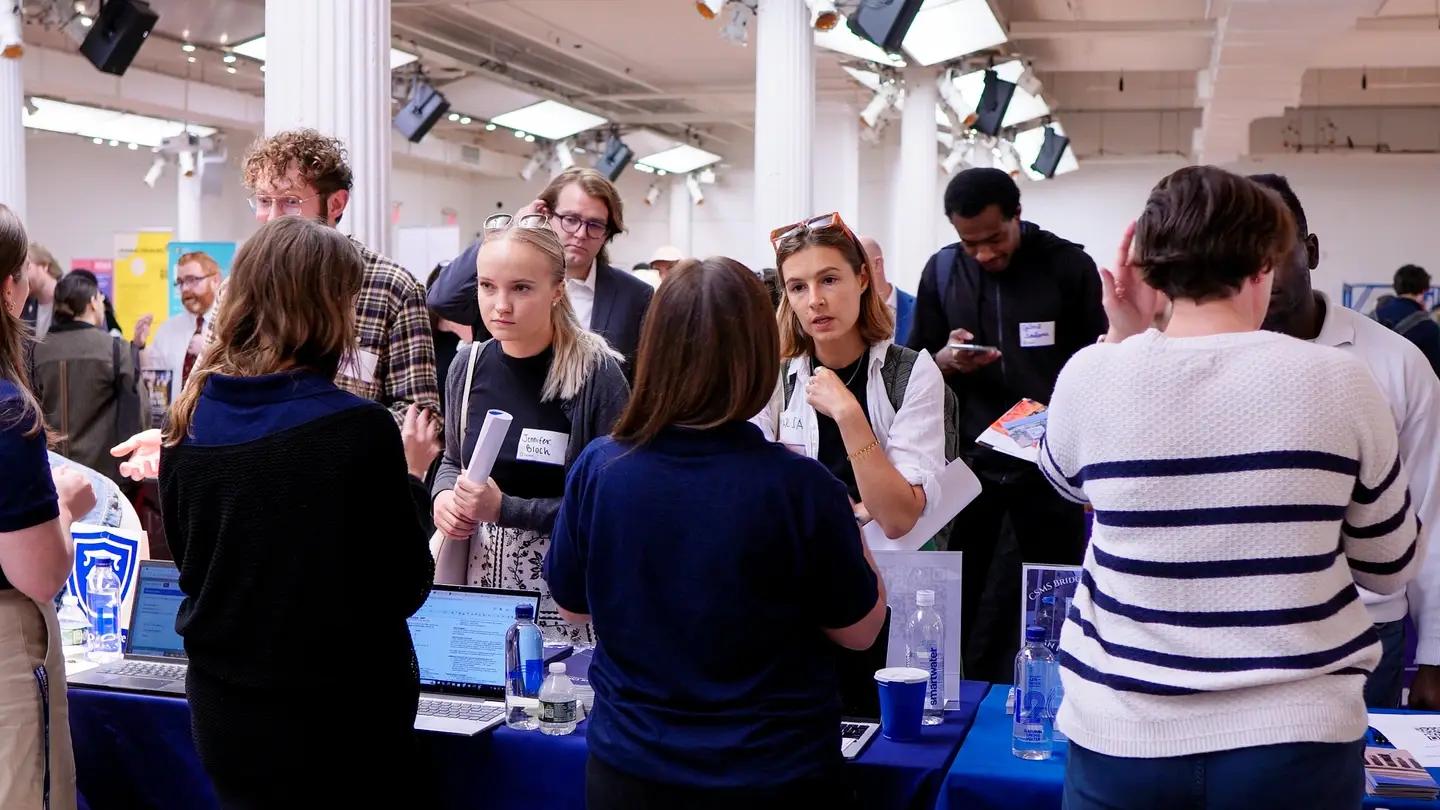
xmin=875 ymin=550 xmax=964 ymax=704
xmin=976 ymin=426 xmax=1040 ymax=463
xmin=1368 ymin=714 xmax=1440 ymax=767
xmin=863 ymin=459 xmax=983 ymax=552
xmin=429 ymin=410 xmax=514 ymax=559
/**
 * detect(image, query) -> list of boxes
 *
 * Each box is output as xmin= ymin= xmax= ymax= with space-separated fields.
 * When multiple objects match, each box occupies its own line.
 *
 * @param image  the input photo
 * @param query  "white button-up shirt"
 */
xmin=1315 ymin=294 xmax=1440 ymax=662
xmin=750 ymin=339 xmax=948 ymax=523
xmin=566 ymin=262 xmax=598 ymax=331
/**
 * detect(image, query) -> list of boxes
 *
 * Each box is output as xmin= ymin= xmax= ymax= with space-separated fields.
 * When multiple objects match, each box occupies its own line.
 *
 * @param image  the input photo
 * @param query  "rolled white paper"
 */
xmin=430 ymin=409 xmax=515 ymax=560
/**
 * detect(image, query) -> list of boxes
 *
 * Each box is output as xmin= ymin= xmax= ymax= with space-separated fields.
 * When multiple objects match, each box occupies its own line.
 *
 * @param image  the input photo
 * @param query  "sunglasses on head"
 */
xmin=769 ymin=212 xmax=865 ymax=258
xmin=484 ymin=213 xmax=553 ymax=233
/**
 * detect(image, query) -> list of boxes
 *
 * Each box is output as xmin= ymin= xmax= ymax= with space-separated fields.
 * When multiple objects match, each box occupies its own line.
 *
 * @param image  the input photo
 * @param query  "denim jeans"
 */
xmin=1062 ymin=739 xmax=1365 ymax=810
xmin=1365 ymin=619 xmax=1407 ymax=709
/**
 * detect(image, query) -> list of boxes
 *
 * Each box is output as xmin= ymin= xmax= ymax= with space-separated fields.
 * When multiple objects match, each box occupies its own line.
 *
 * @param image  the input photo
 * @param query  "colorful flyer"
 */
xmin=977 ymin=399 xmax=1049 ymax=463
xmin=1021 ymin=564 xmax=1082 ymax=654
xmin=140 ymin=369 xmax=173 ymax=428
xmin=113 ymin=231 xmax=172 ymax=338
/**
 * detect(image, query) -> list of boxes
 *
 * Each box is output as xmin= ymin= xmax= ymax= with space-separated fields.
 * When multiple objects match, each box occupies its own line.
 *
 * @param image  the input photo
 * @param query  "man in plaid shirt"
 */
xmin=206 ymin=129 xmax=440 ymax=421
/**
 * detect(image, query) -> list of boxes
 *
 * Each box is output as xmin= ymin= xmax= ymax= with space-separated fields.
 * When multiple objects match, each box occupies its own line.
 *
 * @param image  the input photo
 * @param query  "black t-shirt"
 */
xmin=813 ymin=354 xmax=870 ymax=504
xmin=461 ymin=343 xmax=571 ymax=500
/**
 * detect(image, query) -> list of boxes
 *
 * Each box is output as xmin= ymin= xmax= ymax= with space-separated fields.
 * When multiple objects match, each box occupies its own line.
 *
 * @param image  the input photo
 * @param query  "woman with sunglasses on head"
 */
xmin=753 ymin=213 xmax=948 ymax=542
xmin=545 ymin=257 xmax=885 ymax=810
xmin=432 ymin=213 xmax=630 ymax=643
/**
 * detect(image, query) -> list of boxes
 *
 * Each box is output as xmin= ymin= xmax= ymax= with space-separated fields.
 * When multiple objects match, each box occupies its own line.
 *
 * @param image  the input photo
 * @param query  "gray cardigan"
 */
xmin=432 ymin=340 xmax=631 ymax=534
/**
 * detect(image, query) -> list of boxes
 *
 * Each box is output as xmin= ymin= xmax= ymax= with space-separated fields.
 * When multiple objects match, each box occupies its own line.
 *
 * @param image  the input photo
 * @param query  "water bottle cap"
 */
xmin=549 ymin=662 xmax=566 ymax=674
xmin=95 ymin=558 xmax=113 ymax=567
xmin=1025 ymin=625 xmax=1047 ymax=642
xmin=915 ymin=589 xmax=935 ymax=607
xmin=515 ymin=604 xmax=534 ymax=620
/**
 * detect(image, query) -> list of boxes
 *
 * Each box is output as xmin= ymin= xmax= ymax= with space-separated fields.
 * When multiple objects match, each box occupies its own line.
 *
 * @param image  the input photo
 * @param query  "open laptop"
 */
xmin=409 ymin=584 xmax=541 ymax=736
xmin=68 ymin=560 xmax=188 ymax=695
xmin=835 ymin=607 xmax=891 ymax=759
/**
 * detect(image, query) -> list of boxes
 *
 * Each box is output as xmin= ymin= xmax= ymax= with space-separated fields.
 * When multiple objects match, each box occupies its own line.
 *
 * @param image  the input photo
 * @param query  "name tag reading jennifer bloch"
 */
xmin=517 ymin=429 xmax=569 ymax=465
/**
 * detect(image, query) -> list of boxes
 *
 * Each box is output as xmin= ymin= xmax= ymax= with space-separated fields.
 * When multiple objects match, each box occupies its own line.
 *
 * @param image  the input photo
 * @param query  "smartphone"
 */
xmin=948 ymin=342 xmax=1001 ymax=353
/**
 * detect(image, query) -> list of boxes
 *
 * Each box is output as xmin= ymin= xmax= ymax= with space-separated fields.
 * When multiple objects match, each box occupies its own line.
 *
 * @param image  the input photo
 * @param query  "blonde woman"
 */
xmin=432 ymin=213 xmax=630 ymax=643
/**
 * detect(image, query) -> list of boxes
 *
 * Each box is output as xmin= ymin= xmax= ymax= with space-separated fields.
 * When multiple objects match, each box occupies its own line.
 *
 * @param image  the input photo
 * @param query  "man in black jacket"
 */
xmin=427 ymin=168 xmax=653 ymax=379
xmin=907 ymin=168 xmax=1105 ymax=682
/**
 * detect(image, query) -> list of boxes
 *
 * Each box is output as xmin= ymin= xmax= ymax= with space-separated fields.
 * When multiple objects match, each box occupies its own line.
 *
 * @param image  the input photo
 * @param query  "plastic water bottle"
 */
xmin=904 ymin=589 xmax=945 ymax=726
xmin=1049 ymin=658 xmax=1067 ymax=745
xmin=1013 ymin=625 xmax=1053 ymax=760
xmin=86 ymin=560 xmax=122 ymax=664
xmin=504 ymin=604 xmax=544 ymax=730
xmin=57 ymin=595 xmax=92 ymax=650
xmin=538 ymin=662 xmax=579 ymax=736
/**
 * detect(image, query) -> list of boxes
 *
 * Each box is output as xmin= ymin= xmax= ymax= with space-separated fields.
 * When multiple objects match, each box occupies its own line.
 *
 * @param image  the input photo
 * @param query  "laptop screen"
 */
xmin=408 ymin=587 xmax=541 ymax=697
xmin=126 ymin=561 xmax=187 ymax=660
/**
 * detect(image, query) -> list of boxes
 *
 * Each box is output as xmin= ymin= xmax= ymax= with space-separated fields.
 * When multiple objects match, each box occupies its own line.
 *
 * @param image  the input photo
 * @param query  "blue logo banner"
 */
xmin=67 ymin=526 xmax=142 ymax=618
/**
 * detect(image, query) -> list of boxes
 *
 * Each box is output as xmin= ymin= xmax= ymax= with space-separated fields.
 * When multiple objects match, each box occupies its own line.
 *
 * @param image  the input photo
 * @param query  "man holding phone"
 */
xmin=907 ymin=168 xmax=1105 ymax=683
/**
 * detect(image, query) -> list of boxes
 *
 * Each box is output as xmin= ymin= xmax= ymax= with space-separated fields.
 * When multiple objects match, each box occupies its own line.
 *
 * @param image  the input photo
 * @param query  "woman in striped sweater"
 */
xmin=1039 ymin=165 xmax=1423 ymax=809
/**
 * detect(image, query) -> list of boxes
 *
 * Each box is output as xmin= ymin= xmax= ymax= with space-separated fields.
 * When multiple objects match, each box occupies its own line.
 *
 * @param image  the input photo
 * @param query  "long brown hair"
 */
xmin=477 ymin=224 xmax=622 ymax=401
xmin=612 ymin=257 xmax=778 ymax=447
xmin=774 ymin=221 xmax=894 ymax=360
xmin=163 ymin=217 xmax=364 ymax=445
xmin=0 ymin=205 xmax=42 ymax=436
xmin=537 ymin=167 xmax=626 ymax=271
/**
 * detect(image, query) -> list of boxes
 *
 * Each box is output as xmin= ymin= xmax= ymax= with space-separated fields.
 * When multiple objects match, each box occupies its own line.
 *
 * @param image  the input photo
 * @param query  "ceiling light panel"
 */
xmin=816 ymin=15 xmax=905 ymax=66
xmin=954 ymin=60 xmax=1050 ymax=129
xmin=22 ymin=98 xmax=215 ymax=148
xmin=902 ymin=0 xmax=1007 ymax=67
xmin=1014 ymin=123 xmax=1078 ymax=180
xmin=637 ymin=145 xmax=723 ymax=174
xmin=489 ymin=100 xmax=608 ymax=141
xmin=231 ymin=36 xmax=418 ymax=70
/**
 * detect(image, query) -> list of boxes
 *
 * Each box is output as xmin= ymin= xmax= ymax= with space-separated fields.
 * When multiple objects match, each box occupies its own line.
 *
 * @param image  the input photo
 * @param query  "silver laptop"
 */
xmin=409 ymin=584 xmax=541 ymax=736
xmin=68 ymin=560 xmax=188 ymax=695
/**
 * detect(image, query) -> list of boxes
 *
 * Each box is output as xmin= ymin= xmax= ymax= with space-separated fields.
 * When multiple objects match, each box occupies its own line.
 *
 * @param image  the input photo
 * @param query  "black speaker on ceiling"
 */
xmin=394 ymin=79 xmax=451 ymax=144
xmin=970 ymin=70 xmax=1017 ymax=137
xmin=80 ymin=0 xmax=160 ymax=76
xmin=592 ymin=136 xmax=633 ymax=182
xmin=847 ymin=0 xmax=925 ymax=54
xmin=1030 ymin=126 xmax=1071 ymax=179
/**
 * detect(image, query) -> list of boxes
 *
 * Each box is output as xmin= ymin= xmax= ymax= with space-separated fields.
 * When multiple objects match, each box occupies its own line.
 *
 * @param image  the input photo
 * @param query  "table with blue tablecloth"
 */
xmin=940 ymin=685 xmax=1440 ymax=810
xmin=70 ymin=679 xmax=988 ymax=810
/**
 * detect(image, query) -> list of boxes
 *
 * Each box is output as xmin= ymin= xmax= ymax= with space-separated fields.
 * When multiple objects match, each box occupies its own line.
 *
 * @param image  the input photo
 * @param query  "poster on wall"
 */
xmin=112 ymin=232 xmax=172 ymax=338
xmin=71 ymin=259 xmax=114 ymax=302
xmin=1020 ymin=564 xmax=1082 ymax=655
xmin=166 ymin=242 xmax=236 ymax=319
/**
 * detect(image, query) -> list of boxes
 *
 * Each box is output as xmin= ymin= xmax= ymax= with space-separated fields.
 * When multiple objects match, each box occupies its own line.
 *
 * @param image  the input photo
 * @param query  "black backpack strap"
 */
xmin=1394 ymin=310 xmax=1433 ymax=338
xmin=934 ymin=246 xmax=960 ymax=312
xmin=881 ymin=344 xmax=916 ymax=414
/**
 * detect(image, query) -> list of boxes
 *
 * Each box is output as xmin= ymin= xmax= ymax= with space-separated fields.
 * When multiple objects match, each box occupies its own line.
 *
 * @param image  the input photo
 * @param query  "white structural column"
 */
xmin=176 ymin=155 xmax=203 ymax=241
xmin=669 ymin=176 xmax=693 ymax=258
xmin=0 ymin=3 xmax=25 ymax=224
xmin=751 ymin=0 xmax=814 ymax=269
xmin=893 ymin=66 xmax=942 ymax=294
xmin=264 ymin=0 xmax=392 ymax=254
xmin=812 ymin=100 xmax=860 ymax=232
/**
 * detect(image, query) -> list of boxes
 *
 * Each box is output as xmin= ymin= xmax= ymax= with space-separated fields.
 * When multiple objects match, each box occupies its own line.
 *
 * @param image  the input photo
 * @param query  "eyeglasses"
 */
xmin=484 ymin=213 xmax=553 ymax=232
xmin=552 ymin=212 xmax=609 ymax=241
xmin=247 ymin=193 xmax=321 ymax=216
xmin=174 ymin=274 xmax=216 ymax=290
xmin=770 ymin=212 xmax=864 ymax=255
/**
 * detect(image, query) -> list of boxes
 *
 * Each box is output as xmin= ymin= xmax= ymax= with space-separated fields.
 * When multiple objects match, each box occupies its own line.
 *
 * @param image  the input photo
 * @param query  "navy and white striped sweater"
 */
xmin=1039 ymin=329 xmax=1423 ymax=759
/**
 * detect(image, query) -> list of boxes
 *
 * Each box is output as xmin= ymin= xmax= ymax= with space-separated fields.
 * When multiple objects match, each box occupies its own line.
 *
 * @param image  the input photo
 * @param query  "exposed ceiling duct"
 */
xmin=1192 ymin=0 xmax=1386 ymax=165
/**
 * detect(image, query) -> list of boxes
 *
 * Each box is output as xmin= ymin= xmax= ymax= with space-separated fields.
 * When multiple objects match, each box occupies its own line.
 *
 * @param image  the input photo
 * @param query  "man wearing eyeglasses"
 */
xmin=132 ymin=251 xmax=222 ymax=413
xmin=428 ymin=167 xmax=654 ymax=379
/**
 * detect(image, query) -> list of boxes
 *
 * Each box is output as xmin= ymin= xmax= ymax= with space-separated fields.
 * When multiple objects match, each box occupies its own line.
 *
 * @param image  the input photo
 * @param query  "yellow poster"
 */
xmin=112 ymin=231 xmax=172 ymax=337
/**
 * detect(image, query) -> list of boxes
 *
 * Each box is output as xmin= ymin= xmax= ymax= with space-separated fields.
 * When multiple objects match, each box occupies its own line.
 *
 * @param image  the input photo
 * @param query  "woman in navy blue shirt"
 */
xmin=544 ymin=257 xmax=887 ymax=809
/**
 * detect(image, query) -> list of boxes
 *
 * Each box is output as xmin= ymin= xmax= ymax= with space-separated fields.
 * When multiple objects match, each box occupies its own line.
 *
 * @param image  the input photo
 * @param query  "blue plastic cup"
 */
xmin=874 ymin=667 xmax=928 ymax=742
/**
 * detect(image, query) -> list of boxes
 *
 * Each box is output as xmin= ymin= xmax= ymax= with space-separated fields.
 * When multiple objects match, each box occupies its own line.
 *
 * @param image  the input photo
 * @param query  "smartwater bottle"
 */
xmin=904 ymin=589 xmax=945 ymax=725
xmin=86 ymin=560 xmax=122 ymax=664
xmin=504 ymin=604 xmax=544 ymax=730
xmin=1013 ymin=625 xmax=1053 ymax=760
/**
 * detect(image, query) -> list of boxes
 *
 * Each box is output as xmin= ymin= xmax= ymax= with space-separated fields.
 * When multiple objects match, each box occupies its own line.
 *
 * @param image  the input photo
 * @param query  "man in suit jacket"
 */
xmin=428 ymin=168 xmax=653 ymax=379
xmin=859 ymin=235 xmax=916 ymax=343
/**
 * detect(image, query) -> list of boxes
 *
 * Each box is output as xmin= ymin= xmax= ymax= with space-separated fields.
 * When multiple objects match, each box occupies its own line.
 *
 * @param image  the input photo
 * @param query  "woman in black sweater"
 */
xmin=158 ymin=217 xmax=435 ymax=809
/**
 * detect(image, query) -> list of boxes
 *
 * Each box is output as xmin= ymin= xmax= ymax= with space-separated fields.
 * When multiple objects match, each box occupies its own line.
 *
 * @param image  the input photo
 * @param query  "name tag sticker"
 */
xmin=517 ymin=429 xmax=569 ymax=465
xmin=778 ymin=414 xmax=807 ymax=456
xmin=1019 ymin=321 xmax=1056 ymax=348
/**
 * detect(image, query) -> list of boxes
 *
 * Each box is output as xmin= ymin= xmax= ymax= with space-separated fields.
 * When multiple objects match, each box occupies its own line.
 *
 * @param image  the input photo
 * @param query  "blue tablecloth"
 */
xmin=71 ymin=680 xmax=988 ymax=810
xmin=940 ymin=687 xmax=1440 ymax=810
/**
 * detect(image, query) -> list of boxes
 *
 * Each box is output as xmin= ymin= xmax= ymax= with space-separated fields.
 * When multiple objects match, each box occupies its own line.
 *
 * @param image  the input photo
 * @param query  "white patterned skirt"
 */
xmin=467 ymin=523 xmax=595 ymax=645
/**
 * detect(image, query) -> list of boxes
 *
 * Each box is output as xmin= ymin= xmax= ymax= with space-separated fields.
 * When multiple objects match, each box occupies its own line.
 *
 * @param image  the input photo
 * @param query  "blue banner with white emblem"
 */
xmin=66 ymin=525 xmax=143 ymax=621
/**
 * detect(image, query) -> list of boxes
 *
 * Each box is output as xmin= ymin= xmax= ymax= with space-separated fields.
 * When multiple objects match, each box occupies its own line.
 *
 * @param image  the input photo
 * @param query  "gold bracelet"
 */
xmin=848 ymin=439 xmax=880 ymax=462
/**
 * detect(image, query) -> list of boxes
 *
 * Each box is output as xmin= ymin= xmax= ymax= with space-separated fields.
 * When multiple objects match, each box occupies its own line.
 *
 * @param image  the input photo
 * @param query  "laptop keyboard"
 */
xmin=110 ymin=661 xmax=186 ymax=679
xmin=417 ymin=699 xmax=504 ymax=723
xmin=840 ymin=722 xmax=870 ymax=740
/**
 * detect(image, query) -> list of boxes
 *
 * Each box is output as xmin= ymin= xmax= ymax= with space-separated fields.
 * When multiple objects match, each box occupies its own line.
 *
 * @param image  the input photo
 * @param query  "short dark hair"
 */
xmin=612 ymin=256 xmax=778 ymax=447
xmin=943 ymin=167 xmax=1021 ymax=220
xmin=1134 ymin=166 xmax=1295 ymax=303
xmin=1395 ymin=264 xmax=1431 ymax=297
xmin=1247 ymin=174 xmax=1308 ymax=234
xmin=52 ymin=271 xmax=100 ymax=324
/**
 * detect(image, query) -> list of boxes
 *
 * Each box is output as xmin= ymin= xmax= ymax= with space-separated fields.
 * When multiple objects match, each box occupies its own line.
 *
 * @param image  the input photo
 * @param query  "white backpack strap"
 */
xmin=458 ymin=340 xmax=486 ymax=441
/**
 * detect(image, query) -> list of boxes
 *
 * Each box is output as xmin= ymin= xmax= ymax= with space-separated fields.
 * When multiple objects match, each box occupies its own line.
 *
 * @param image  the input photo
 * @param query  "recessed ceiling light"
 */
xmin=91 ymin=137 xmax=102 ymax=144
xmin=181 ymin=43 xmax=195 ymax=53
xmin=219 ymin=33 xmax=229 ymax=44
xmin=226 ymin=67 xmax=236 ymax=74
xmin=636 ymin=144 xmax=724 ymax=175
xmin=108 ymin=139 xmax=118 ymax=146
xmin=447 ymin=113 xmax=460 ymax=122
xmin=187 ymin=56 xmax=196 ymax=63
xmin=513 ymin=130 xmax=526 ymax=139
xmin=490 ymin=100 xmax=608 ymax=140
xmin=459 ymin=116 xmax=472 ymax=125
xmin=222 ymin=54 xmax=236 ymax=64
xmin=484 ymin=123 xmax=496 ymax=132
xmin=524 ymin=135 xmax=535 ymax=143
xmin=24 ymin=97 xmax=219 ymax=149
xmin=127 ymin=143 xmax=138 ymax=150
xmin=78 ymin=15 xmax=91 ymax=27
